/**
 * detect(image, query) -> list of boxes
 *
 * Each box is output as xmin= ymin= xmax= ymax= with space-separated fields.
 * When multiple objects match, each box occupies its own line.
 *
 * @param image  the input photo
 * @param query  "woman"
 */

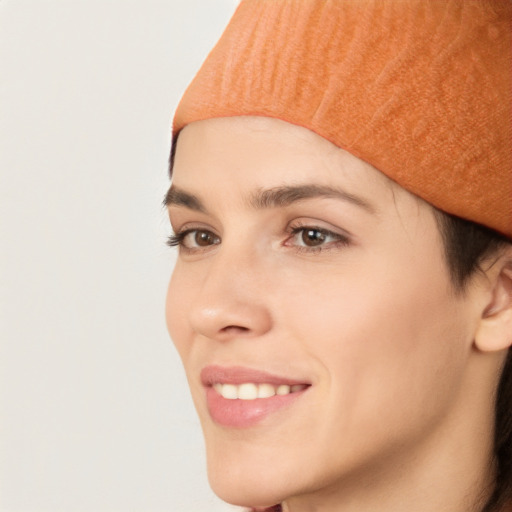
xmin=164 ymin=1 xmax=512 ymax=511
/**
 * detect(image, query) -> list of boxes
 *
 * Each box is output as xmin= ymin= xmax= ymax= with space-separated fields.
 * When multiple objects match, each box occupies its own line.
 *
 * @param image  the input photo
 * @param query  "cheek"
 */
xmin=282 ymin=253 xmax=470 ymax=441
xmin=165 ymin=263 xmax=194 ymax=359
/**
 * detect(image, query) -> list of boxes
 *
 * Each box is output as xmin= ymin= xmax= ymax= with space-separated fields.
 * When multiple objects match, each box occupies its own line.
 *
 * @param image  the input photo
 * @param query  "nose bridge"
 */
xmin=189 ymin=238 xmax=273 ymax=340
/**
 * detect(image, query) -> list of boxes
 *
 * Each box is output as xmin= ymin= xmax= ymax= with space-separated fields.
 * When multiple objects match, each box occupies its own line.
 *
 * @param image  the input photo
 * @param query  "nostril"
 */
xmin=220 ymin=325 xmax=250 ymax=333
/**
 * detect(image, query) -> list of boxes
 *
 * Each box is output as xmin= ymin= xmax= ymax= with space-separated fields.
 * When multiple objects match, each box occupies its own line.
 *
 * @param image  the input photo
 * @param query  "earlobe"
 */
xmin=474 ymin=256 xmax=512 ymax=353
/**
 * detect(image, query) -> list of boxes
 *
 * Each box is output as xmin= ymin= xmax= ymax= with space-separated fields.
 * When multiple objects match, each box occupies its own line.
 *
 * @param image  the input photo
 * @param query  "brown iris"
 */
xmin=195 ymin=231 xmax=219 ymax=247
xmin=301 ymin=228 xmax=327 ymax=247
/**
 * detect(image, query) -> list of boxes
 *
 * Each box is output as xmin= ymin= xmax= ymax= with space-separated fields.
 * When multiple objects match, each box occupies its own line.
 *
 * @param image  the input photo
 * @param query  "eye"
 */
xmin=167 ymin=229 xmax=221 ymax=251
xmin=286 ymin=225 xmax=350 ymax=250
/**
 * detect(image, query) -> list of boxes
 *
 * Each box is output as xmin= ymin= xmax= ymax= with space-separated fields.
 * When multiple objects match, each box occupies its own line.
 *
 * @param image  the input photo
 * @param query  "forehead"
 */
xmin=173 ymin=117 xmax=390 ymax=197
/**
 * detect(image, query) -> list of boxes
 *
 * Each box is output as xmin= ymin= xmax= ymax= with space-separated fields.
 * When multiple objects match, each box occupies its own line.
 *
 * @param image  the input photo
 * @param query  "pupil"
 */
xmin=303 ymin=229 xmax=325 ymax=246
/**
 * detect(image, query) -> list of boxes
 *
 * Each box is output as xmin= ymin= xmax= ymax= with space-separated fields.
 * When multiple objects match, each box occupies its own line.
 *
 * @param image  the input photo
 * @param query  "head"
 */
xmin=165 ymin=0 xmax=511 ymax=510
xmin=165 ymin=115 xmax=512 ymax=511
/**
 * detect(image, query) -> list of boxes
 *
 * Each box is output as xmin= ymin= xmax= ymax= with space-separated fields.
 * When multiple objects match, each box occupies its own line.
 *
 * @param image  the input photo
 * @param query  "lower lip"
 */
xmin=205 ymin=387 xmax=307 ymax=428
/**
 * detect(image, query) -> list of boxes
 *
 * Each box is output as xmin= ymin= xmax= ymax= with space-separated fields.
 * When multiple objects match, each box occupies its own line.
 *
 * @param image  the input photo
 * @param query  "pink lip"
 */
xmin=201 ymin=365 xmax=309 ymax=386
xmin=201 ymin=365 xmax=311 ymax=428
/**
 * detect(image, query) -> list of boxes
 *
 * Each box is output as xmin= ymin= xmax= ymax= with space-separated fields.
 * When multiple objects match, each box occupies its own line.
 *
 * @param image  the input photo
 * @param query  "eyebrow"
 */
xmin=164 ymin=184 xmax=376 ymax=215
xmin=249 ymin=184 xmax=376 ymax=213
xmin=163 ymin=186 xmax=207 ymax=213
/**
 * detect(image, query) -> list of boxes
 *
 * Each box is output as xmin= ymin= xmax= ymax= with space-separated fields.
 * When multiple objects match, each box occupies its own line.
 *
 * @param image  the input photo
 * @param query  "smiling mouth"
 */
xmin=213 ymin=382 xmax=309 ymax=400
xmin=201 ymin=366 xmax=311 ymax=427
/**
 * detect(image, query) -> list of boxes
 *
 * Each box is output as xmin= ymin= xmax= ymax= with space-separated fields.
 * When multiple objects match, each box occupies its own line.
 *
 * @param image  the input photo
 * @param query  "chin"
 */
xmin=208 ymin=471 xmax=284 ymax=509
xmin=204 ymin=442 xmax=295 ymax=508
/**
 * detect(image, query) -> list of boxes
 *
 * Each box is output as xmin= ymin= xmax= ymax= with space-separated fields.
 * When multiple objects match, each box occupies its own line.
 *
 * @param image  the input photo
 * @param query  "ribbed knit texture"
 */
xmin=174 ymin=0 xmax=512 ymax=239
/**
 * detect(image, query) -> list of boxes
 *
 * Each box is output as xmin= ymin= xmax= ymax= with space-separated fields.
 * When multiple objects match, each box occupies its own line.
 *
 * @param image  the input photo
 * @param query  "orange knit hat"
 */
xmin=173 ymin=0 xmax=512 ymax=239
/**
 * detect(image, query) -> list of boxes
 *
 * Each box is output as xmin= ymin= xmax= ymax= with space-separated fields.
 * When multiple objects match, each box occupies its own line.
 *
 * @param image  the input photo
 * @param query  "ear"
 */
xmin=474 ymin=248 xmax=512 ymax=353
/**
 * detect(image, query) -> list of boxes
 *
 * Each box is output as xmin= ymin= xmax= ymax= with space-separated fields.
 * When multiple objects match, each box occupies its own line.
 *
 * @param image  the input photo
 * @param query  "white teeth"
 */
xmin=213 ymin=382 xmax=307 ymax=400
xmin=276 ymin=384 xmax=291 ymax=396
xmin=238 ymin=383 xmax=258 ymax=400
xmin=257 ymin=383 xmax=276 ymax=398
xmin=220 ymin=383 xmax=238 ymax=400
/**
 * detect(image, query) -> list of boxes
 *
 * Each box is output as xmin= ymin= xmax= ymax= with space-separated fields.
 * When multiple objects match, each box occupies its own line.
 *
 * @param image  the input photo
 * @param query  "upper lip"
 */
xmin=200 ymin=365 xmax=311 ymax=387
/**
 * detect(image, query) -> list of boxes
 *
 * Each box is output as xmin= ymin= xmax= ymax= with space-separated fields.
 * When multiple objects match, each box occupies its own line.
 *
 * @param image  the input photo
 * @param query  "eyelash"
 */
xmin=166 ymin=224 xmax=351 ymax=254
xmin=166 ymin=229 xmax=220 ymax=250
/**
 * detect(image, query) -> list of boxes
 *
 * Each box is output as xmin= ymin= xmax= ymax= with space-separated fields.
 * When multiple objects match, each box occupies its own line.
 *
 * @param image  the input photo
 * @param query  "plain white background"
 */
xmin=0 ymin=1 xmax=241 ymax=510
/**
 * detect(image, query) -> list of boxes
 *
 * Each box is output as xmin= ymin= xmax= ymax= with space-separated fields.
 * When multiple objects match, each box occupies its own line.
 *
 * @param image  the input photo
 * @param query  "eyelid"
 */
xmin=286 ymin=219 xmax=352 ymax=239
xmin=170 ymin=220 xmax=219 ymax=237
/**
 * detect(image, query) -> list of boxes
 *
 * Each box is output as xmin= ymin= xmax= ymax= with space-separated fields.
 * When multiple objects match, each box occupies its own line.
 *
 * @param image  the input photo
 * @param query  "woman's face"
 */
xmin=165 ymin=116 xmax=480 ymax=508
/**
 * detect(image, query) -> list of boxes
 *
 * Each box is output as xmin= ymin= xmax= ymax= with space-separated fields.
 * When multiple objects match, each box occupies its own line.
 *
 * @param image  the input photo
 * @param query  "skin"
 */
xmin=165 ymin=116 xmax=506 ymax=512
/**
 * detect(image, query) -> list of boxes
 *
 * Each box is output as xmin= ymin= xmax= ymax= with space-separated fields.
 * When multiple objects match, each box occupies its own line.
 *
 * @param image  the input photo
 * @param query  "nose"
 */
xmin=188 ymin=246 xmax=273 ymax=342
